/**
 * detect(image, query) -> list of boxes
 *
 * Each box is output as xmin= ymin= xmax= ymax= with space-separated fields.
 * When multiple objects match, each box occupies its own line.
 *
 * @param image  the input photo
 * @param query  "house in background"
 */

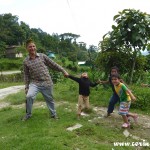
xmin=47 ymin=50 xmax=56 ymax=59
xmin=78 ymin=61 xmax=86 ymax=66
xmin=5 ymin=46 xmax=23 ymax=58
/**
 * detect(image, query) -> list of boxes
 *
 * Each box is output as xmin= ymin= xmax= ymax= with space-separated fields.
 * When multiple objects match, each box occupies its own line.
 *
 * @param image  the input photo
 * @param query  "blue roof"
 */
xmin=48 ymin=53 xmax=56 ymax=58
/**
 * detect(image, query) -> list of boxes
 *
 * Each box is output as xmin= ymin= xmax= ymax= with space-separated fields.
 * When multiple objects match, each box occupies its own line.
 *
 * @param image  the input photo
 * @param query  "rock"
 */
xmin=66 ymin=123 xmax=82 ymax=131
xmin=0 ymin=85 xmax=24 ymax=100
xmin=81 ymin=112 xmax=89 ymax=116
xmin=123 ymin=129 xmax=130 ymax=137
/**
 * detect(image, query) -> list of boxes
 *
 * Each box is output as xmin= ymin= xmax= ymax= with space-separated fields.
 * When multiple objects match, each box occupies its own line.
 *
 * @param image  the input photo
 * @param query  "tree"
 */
xmin=0 ymin=13 xmax=90 ymax=60
xmin=58 ymin=33 xmax=81 ymax=58
xmin=59 ymin=33 xmax=80 ymax=43
xmin=77 ymin=51 xmax=88 ymax=61
xmin=103 ymin=9 xmax=150 ymax=83
xmin=20 ymin=21 xmax=32 ymax=44
xmin=0 ymin=41 xmax=6 ymax=58
xmin=144 ymin=54 xmax=150 ymax=71
xmin=68 ymin=52 xmax=77 ymax=65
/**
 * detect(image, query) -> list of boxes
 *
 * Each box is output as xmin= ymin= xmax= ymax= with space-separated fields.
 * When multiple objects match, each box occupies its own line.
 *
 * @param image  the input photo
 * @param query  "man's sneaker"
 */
xmin=22 ymin=115 xmax=31 ymax=121
xmin=122 ymin=123 xmax=130 ymax=128
xmin=133 ymin=115 xmax=138 ymax=123
xmin=51 ymin=115 xmax=59 ymax=120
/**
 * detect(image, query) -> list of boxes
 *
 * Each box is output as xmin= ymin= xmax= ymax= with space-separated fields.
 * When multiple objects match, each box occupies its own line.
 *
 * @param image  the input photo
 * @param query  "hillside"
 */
xmin=0 ymin=87 xmax=150 ymax=150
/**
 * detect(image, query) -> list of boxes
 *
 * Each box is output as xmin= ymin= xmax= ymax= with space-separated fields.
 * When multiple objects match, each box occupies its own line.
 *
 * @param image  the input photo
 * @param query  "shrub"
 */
xmin=49 ymin=71 xmax=64 ymax=83
xmin=0 ymin=73 xmax=23 ymax=82
xmin=0 ymin=58 xmax=23 ymax=71
xmin=66 ymin=64 xmax=78 ymax=72
xmin=130 ymin=85 xmax=150 ymax=111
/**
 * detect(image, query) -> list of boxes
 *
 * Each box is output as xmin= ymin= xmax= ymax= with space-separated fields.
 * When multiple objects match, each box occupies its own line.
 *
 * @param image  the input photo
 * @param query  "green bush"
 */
xmin=50 ymin=71 xmax=64 ymax=83
xmin=66 ymin=64 xmax=78 ymax=72
xmin=131 ymin=85 xmax=150 ymax=111
xmin=0 ymin=73 xmax=23 ymax=82
xmin=0 ymin=58 xmax=23 ymax=71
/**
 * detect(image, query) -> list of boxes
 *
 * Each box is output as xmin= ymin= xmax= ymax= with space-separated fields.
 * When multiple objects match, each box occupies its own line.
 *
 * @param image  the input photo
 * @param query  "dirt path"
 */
xmin=1 ymin=70 xmax=21 ymax=75
xmin=0 ymin=85 xmax=24 ymax=100
xmin=0 ymin=85 xmax=24 ymax=109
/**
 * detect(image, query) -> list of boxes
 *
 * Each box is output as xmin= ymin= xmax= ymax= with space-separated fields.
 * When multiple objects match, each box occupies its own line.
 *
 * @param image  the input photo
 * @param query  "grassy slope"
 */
xmin=0 ymin=106 xmax=137 ymax=150
xmin=0 ymin=82 xmax=23 ymax=89
xmin=0 ymin=79 xmax=150 ymax=150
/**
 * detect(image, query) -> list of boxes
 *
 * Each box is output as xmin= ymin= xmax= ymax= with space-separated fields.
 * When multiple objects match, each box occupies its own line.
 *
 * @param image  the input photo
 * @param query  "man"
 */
xmin=22 ymin=39 xmax=68 ymax=121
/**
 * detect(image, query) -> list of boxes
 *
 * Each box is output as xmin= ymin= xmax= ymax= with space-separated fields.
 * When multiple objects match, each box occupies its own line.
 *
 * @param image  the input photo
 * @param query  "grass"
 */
xmin=0 ymin=105 xmax=137 ymax=150
xmin=0 ymin=82 xmax=23 ymax=89
xmin=0 ymin=80 xmax=150 ymax=150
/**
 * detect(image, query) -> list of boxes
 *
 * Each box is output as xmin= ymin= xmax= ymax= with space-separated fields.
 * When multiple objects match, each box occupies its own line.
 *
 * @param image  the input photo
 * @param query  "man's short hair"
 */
xmin=26 ymin=39 xmax=34 ymax=47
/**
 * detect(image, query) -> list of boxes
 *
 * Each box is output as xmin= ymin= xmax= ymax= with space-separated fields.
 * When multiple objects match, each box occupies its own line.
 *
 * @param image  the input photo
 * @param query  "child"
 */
xmin=111 ymin=73 xmax=138 ymax=128
xmin=68 ymin=72 xmax=100 ymax=119
xmin=100 ymin=66 xmax=123 ymax=117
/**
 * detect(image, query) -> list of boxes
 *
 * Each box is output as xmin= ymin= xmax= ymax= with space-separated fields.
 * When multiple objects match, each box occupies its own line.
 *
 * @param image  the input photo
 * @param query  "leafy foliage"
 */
xmin=97 ymin=9 xmax=150 ymax=83
xmin=0 ymin=73 xmax=23 ymax=82
xmin=0 ymin=58 xmax=23 ymax=71
xmin=0 ymin=13 xmax=98 ymax=63
xmin=131 ymin=85 xmax=150 ymax=111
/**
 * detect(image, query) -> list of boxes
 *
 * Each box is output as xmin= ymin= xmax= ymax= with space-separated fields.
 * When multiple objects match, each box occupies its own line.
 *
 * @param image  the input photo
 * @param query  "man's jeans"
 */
xmin=107 ymin=93 xmax=119 ymax=114
xmin=26 ymin=84 xmax=56 ymax=117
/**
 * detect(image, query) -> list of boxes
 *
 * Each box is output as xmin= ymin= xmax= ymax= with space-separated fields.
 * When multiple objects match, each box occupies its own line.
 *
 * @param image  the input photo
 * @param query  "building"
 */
xmin=5 ymin=46 xmax=23 ymax=58
xmin=78 ymin=61 xmax=86 ymax=66
xmin=48 ymin=53 xmax=56 ymax=59
xmin=47 ymin=51 xmax=56 ymax=59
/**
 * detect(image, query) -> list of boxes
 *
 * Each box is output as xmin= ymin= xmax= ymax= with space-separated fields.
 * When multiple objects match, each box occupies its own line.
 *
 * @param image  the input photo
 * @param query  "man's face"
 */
xmin=27 ymin=42 xmax=36 ymax=56
xmin=111 ymin=77 xmax=120 ymax=85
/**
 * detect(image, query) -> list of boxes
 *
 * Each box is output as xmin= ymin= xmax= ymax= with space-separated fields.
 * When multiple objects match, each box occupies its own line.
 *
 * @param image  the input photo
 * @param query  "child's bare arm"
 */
xmin=126 ymin=89 xmax=136 ymax=101
xmin=99 ymin=80 xmax=109 ymax=84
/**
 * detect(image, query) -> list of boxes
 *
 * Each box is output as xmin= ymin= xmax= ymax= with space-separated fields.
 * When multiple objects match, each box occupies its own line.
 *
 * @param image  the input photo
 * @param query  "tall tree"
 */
xmin=20 ymin=21 xmax=32 ymax=44
xmin=104 ymin=9 xmax=150 ymax=83
xmin=59 ymin=33 xmax=80 ymax=43
xmin=0 ymin=41 xmax=6 ymax=58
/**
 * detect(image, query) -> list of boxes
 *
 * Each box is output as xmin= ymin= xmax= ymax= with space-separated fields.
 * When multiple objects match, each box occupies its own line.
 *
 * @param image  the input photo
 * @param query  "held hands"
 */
xmin=64 ymin=72 xmax=69 ymax=78
xmin=97 ymin=79 xmax=102 ymax=84
xmin=25 ymin=88 xmax=28 ymax=95
xmin=98 ymin=80 xmax=103 ymax=84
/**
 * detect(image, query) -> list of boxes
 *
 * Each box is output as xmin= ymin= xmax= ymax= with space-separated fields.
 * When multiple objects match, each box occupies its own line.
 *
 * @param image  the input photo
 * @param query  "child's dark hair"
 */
xmin=109 ymin=66 xmax=119 ymax=75
xmin=111 ymin=73 xmax=121 ymax=79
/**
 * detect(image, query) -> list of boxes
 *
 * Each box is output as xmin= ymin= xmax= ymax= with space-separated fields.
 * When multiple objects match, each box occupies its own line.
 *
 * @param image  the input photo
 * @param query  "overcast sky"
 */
xmin=0 ymin=0 xmax=150 ymax=47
